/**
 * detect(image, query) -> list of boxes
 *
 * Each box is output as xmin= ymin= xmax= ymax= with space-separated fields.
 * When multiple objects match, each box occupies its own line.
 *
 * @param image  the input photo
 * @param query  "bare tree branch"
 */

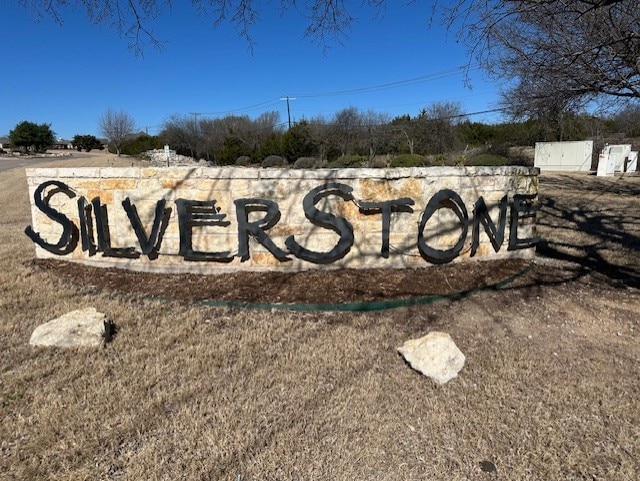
xmin=443 ymin=0 xmax=640 ymax=118
xmin=20 ymin=1 xmax=393 ymax=55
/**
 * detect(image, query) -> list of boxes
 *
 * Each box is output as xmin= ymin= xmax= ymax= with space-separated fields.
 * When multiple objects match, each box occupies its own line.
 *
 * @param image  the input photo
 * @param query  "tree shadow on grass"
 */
xmin=535 ymin=175 xmax=640 ymax=289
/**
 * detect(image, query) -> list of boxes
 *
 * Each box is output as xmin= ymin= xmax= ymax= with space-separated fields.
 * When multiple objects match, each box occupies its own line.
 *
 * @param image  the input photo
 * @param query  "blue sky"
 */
xmin=1 ymin=1 xmax=504 ymax=140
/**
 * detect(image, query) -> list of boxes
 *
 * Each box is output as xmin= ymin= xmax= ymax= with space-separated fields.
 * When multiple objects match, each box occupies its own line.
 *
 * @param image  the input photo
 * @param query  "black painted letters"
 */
xmin=176 ymin=199 xmax=233 ymax=262
xmin=359 ymin=198 xmax=414 ymax=258
xmin=234 ymin=198 xmax=289 ymax=262
xmin=122 ymin=198 xmax=171 ymax=260
xmin=285 ymin=183 xmax=355 ymax=264
xmin=471 ymin=195 xmax=508 ymax=256
xmin=25 ymin=180 xmax=79 ymax=255
xmin=508 ymin=194 xmax=540 ymax=251
xmin=418 ymin=189 xmax=469 ymax=264
xmin=26 ymin=179 xmax=539 ymax=265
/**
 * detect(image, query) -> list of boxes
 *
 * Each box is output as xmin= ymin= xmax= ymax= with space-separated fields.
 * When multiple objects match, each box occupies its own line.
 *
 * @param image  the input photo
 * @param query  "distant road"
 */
xmin=0 ymin=151 xmax=106 ymax=174
xmin=0 ymin=155 xmax=67 ymax=174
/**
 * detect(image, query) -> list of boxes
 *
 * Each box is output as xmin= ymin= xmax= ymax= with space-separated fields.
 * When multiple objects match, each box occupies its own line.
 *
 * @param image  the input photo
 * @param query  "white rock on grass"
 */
xmin=398 ymin=331 xmax=466 ymax=385
xmin=30 ymin=308 xmax=107 ymax=348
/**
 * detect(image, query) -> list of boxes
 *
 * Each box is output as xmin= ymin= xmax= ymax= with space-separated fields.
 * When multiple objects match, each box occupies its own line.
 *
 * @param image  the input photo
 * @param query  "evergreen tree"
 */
xmin=9 ymin=121 xmax=55 ymax=152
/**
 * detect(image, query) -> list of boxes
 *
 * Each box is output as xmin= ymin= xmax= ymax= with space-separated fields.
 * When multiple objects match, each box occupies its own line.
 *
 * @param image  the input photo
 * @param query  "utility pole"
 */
xmin=280 ymin=96 xmax=296 ymax=129
xmin=188 ymin=112 xmax=201 ymax=158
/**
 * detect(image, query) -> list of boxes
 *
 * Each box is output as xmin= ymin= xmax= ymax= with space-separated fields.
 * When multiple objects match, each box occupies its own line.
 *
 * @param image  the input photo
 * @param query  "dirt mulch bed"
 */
xmin=32 ymin=257 xmax=533 ymax=305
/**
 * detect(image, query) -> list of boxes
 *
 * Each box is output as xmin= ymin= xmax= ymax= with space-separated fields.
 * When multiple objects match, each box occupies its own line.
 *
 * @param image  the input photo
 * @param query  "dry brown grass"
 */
xmin=1 ymin=159 xmax=639 ymax=480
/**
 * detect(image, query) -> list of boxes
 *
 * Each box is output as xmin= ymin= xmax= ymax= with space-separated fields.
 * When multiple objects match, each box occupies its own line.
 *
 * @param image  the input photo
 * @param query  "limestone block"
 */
xmin=267 ymin=223 xmax=305 ymax=237
xmin=357 ymin=178 xmax=396 ymax=201
xmin=398 ymin=331 xmax=466 ymax=385
xmin=249 ymin=251 xmax=291 ymax=267
xmin=140 ymin=168 xmax=159 ymax=178
xmin=100 ymin=179 xmax=137 ymax=190
xmin=481 ymin=191 xmax=509 ymax=203
xmin=397 ymin=177 xmax=425 ymax=199
xmin=459 ymin=176 xmax=484 ymax=190
xmin=388 ymin=232 xmax=419 ymax=254
xmin=73 ymin=179 xmax=103 ymax=190
xmin=30 ymin=308 xmax=109 ymax=348
xmin=157 ymin=167 xmax=202 ymax=179
xmin=98 ymin=168 xmax=140 ymax=179
xmin=29 ymin=168 xmax=58 ymax=178
xmin=160 ymin=178 xmax=180 ymax=189
xmin=158 ymin=235 xmax=180 ymax=254
xmin=81 ymin=190 xmax=111 ymax=204
xmin=190 ymin=231 xmax=237 ymax=255
xmin=123 ymin=181 xmax=157 ymax=200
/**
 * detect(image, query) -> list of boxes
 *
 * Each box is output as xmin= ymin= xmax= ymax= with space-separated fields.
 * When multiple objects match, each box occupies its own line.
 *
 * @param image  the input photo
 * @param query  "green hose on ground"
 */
xmin=197 ymin=265 xmax=531 ymax=312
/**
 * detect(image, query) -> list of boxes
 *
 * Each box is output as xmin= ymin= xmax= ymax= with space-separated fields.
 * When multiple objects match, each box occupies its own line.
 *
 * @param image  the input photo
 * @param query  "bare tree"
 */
xmin=99 ymin=108 xmax=135 ymax=156
xmin=611 ymin=102 xmax=640 ymax=136
xmin=160 ymin=111 xmax=283 ymax=162
xmin=443 ymin=0 xmax=640 ymax=116
xmin=161 ymin=115 xmax=199 ymax=158
xmin=253 ymin=111 xmax=282 ymax=135
xmin=330 ymin=107 xmax=364 ymax=157
xmin=359 ymin=110 xmax=390 ymax=160
xmin=415 ymin=101 xmax=465 ymax=154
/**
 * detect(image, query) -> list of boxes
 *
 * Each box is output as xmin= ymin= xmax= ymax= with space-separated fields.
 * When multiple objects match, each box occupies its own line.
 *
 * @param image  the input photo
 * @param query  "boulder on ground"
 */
xmin=398 ymin=331 xmax=465 ymax=385
xmin=30 ymin=308 xmax=108 ymax=348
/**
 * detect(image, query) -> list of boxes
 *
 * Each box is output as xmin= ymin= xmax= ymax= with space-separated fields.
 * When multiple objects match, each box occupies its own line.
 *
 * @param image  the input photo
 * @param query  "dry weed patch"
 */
xmin=1 ymin=160 xmax=639 ymax=480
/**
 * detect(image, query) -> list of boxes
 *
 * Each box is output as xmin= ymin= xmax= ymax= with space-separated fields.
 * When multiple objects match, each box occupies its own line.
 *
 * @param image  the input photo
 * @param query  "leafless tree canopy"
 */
xmin=443 ymin=0 xmax=640 ymax=116
xmin=99 ymin=108 xmax=135 ymax=156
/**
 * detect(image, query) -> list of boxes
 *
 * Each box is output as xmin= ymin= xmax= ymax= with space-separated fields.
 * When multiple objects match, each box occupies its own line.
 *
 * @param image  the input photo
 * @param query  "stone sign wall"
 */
xmin=25 ymin=166 xmax=539 ymax=273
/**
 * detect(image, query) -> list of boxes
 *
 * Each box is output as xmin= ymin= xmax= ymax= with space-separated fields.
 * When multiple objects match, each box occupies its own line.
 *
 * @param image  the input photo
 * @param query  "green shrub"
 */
xmin=120 ymin=134 xmax=164 ymax=156
xmin=367 ymin=157 xmax=389 ymax=169
xmin=434 ymin=154 xmax=448 ymax=166
xmin=293 ymin=157 xmax=318 ymax=169
xmin=235 ymin=155 xmax=253 ymax=166
xmin=390 ymin=154 xmax=425 ymax=168
xmin=466 ymin=154 xmax=508 ymax=166
xmin=261 ymin=155 xmax=287 ymax=168
xmin=329 ymin=155 xmax=367 ymax=168
xmin=507 ymin=157 xmax=534 ymax=167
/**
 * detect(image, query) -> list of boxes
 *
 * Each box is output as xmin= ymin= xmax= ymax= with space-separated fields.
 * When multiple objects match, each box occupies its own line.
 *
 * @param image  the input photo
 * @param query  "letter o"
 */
xmin=417 ymin=189 xmax=469 ymax=264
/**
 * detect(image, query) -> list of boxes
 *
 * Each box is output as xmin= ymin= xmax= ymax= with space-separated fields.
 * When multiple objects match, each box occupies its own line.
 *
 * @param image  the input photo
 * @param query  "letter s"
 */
xmin=285 ymin=182 xmax=355 ymax=264
xmin=25 ymin=180 xmax=79 ymax=255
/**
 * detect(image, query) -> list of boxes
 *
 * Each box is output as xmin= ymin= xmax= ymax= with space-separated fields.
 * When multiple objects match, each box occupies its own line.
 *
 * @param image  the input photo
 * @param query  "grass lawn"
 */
xmin=1 ymin=157 xmax=639 ymax=480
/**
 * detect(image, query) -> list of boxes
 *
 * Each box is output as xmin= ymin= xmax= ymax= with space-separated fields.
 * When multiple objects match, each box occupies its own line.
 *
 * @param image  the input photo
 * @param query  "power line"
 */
xmin=193 ymin=98 xmax=282 ymax=116
xmin=177 ymin=66 xmax=483 ymax=121
xmin=295 ymin=65 xmax=480 ymax=98
xmin=444 ymin=107 xmax=506 ymax=120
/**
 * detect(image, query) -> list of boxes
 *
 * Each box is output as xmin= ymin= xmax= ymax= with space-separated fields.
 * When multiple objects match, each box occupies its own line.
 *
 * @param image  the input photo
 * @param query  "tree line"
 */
xmin=152 ymin=102 xmax=640 ymax=166
xmin=6 ymin=102 xmax=639 ymax=165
